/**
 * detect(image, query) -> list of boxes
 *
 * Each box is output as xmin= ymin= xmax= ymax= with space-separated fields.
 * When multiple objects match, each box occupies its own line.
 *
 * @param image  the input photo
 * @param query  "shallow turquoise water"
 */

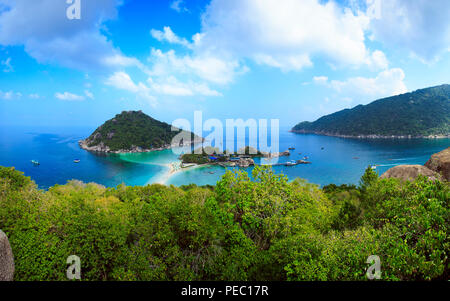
xmin=0 ymin=126 xmax=448 ymax=189
xmin=168 ymin=130 xmax=450 ymax=186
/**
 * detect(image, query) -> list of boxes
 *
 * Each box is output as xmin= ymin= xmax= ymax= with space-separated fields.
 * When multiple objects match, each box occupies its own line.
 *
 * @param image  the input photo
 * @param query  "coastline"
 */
xmin=78 ymin=138 xmax=204 ymax=154
xmin=150 ymin=161 xmax=207 ymax=185
xmin=290 ymin=130 xmax=450 ymax=139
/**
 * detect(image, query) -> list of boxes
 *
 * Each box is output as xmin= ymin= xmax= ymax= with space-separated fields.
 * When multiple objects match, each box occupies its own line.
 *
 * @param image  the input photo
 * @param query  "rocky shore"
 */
xmin=79 ymin=137 xmax=204 ymax=154
xmin=219 ymin=157 xmax=256 ymax=168
xmin=381 ymin=147 xmax=450 ymax=181
xmin=290 ymin=130 xmax=450 ymax=139
xmin=262 ymin=150 xmax=291 ymax=158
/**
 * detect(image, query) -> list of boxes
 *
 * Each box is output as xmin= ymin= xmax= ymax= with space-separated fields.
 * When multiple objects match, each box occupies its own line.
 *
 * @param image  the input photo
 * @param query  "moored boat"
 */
xmin=297 ymin=160 xmax=312 ymax=164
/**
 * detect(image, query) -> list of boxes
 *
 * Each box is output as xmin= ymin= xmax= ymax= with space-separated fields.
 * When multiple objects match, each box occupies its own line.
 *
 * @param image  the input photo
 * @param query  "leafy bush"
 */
xmin=0 ymin=165 xmax=448 ymax=281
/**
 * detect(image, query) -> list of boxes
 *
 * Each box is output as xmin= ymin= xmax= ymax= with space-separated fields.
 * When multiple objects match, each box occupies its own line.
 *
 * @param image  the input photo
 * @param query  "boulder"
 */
xmin=237 ymin=158 xmax=255 ymax=168
xmin=425 ymin=147 xmax=450 ymax=181
xmin=0 ymin=230 xmax=14 ymax=281
xmin=380 ymin=165 xmax=442 ymax=182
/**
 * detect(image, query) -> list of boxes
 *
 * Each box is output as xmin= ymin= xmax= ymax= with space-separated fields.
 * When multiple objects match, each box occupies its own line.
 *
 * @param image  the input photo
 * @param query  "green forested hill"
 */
xmin=292 ymin=84 xmax=450 ymax=137
xmin=80 ymin=111 xmax=199 ymax=152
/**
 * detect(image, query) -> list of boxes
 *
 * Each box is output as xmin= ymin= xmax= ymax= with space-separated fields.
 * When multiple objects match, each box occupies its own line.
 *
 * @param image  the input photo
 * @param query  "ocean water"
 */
xmin=0 ymin=126 xmax=448 ymax=189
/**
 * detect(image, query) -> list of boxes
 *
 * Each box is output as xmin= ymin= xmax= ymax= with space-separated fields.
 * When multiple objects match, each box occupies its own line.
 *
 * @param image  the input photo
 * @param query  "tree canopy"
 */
xmin=0 ymin=165 xmax=448 ymax=281
xmin=83 ymin=111 xmax=198 ymax=152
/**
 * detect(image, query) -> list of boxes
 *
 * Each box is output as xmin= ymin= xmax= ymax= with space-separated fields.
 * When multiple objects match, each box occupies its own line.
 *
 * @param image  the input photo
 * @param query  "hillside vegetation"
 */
xmin=0 ymin=165 xmax=448 ymax=281
xmin=292 ymin=84 xmax=450 ymax=137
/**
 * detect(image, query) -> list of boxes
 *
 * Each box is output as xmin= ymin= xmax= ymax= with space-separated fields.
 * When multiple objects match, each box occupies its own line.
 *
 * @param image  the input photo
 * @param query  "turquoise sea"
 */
xmin=0 ymin=126 xmax=448 ymax=189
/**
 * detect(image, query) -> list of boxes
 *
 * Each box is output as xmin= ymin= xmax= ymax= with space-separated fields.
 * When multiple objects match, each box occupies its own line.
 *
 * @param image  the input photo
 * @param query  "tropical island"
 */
xmin=79 ymin=110 xmax=203 ymax=153
xmin=292 ymin=84 xmax=450 ymax=138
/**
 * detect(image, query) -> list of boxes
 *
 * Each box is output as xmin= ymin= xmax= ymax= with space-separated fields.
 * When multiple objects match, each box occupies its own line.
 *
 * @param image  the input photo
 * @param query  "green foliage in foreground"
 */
xmin=0 ymin=166 xmax=448 ymax=281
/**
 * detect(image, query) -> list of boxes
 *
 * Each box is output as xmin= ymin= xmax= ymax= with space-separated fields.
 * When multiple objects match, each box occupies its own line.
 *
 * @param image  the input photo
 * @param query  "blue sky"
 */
xmin=0 ymin=0 xmax=449 ymax=128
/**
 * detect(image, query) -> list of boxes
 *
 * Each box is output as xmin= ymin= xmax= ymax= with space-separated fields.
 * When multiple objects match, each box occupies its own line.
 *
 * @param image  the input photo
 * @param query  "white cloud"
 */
xmin=105 ymin=71 xmax=156 ymax=106
xmin=313 ymin=76 xmax=329 ymax=85
xmin=148 ymin=48 xmax=246 ymax=85
xmin=106 ymin=71 xmax=221 ymax=102
xmin=369 ymin=0 xmax=450 ymax=62
xmin=170 ymin=0 xmax=188 ymax=13
xmin=0 ymin=90 xmax=21 ymax=100
xmin=148 ymin=78 xmax=192 ymax=96
xmin=105 ymin=71 xmax=144 ymax=93
xmin=195 ymin=0 xmax=382 ymax=71
xmin=151 ymin=26 xmax=193 ymax=49
xmin=29 ymin=93 xmax=40 ymax=99
xmin=148 ymin=76 xmax=222 ymax=97
xmin=148 ymin=25 xmax=242 ymax=97
xmin=84 ymin=90 xmax=94 ymax=99
xmin=149 ymin=0 xmax=391 ymax=91
xmin=102 ymin=54 xmax=144 ymax=69
xmin=1 ymin=57 xmax=12 ymax=72
xmin=55 ymin=92 xmax=85 ymax=101
xmin=366 ymin=50 xmax=389 ymax=70
xmin=190 ymin=83 xmax=223 ymax=97
xmin=0 ymin=0 xmax=136 ymax=70
xmin=313 ymin=68 xmax=407 ymax=103
xmin=254 ymin=53 xmax=312 ymax=72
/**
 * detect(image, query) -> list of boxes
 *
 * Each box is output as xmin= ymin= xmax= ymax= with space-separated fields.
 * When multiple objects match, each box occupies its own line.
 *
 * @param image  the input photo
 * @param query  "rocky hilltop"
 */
xmin=80 ymin=111 xmax=203 ymax=154
xmin=292 ymin=84 xmax=450 ymax=138
xmin=381 ymin=147 xmax=450 ymax=182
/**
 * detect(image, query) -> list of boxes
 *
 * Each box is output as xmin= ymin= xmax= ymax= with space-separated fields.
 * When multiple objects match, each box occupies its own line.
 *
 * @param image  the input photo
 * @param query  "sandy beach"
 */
xmin=149 ymin=161 xmax=206 ymax=185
